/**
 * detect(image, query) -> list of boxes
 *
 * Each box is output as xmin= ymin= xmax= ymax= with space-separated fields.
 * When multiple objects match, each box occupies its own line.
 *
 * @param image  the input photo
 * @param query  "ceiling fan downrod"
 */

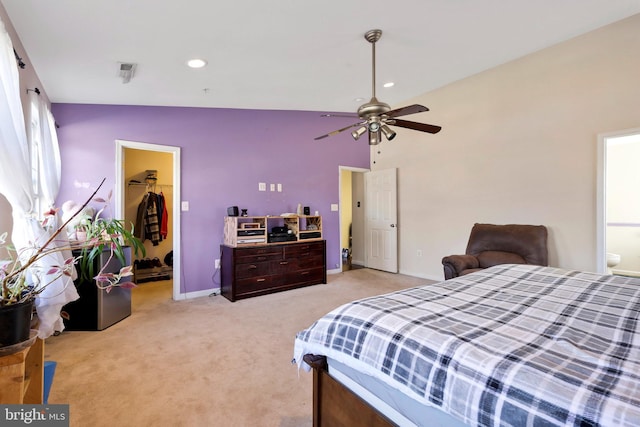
xmin=364 ymin=29 xmax=382 ymax=100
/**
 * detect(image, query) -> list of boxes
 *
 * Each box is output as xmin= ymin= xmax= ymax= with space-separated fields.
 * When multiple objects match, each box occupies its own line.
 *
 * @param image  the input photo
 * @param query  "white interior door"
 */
xmin=364 ymin=168 xmax=398 ymax=273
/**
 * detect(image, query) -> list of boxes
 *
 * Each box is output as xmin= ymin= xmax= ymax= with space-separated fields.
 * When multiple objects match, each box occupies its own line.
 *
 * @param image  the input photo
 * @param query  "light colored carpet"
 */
xmin=44 ymin=268 xmax=430 ymax=427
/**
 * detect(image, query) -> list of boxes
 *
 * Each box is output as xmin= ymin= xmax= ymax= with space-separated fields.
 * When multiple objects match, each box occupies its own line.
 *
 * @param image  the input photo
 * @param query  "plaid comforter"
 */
xmin=293 ymin=264 xmax=640 ymax=426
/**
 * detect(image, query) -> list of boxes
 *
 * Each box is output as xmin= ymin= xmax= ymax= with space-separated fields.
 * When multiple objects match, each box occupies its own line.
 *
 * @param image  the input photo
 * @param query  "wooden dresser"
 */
xmin=220 ymin=240 xmax=326 ymax=302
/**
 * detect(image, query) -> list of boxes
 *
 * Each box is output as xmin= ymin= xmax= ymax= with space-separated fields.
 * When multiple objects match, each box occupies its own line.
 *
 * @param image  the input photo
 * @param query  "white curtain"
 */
xmin=28 ymin=91 xmax=78 ymax=337
xmin=0 ymin=19 xmax=32 ymax=212
xmin=0 ymin=17 xmax=77 ymax=338
xmin=30 ymin=91 xmax=61 ymax=209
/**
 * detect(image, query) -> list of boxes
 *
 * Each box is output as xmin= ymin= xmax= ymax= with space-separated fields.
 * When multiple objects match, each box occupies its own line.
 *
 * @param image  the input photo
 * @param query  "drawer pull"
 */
xmin=280 ymin=261 xmax=288 ymax=265
xmin=257 ymin=256 xmax=267 ymax=261
xmin=301 ymin=271 xmax=310 ymax=276
xmin=249 ymin=265 xmax=257 ymax=269
xmin=257 ymin=278 xmax=266 ymax=282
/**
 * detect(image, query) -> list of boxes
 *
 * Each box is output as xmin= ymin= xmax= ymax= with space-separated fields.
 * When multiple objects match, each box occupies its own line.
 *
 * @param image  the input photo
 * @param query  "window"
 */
xmin=29 ymin=95 xmax=45 ymax=218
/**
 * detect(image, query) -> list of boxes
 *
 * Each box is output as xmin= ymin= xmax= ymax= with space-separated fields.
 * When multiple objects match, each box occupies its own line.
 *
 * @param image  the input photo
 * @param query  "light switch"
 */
xmin=181 ymin=201 xmax=189 ymax=211
xmin=277 ymin=183 xmax=282 ymax=192
xmin=258 ymin=182 xmax=266 ymax=191
xmin=270 ymin=183 xmax=275 ymax=191
xmin=331 ymin=204 xmax=339 ymax=211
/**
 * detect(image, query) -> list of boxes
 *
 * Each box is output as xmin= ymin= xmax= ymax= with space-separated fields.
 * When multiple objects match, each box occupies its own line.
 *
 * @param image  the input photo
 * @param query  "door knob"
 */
xmin=390 ymin=224 xmax=396 ymax=228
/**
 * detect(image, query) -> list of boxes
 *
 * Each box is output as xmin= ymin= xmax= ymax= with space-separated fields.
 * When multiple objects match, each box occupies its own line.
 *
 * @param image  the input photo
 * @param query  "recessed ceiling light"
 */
xmin=354 ymin=97 xmax=365 ymax=102
xmin=187 ymin=59 xmax=208 ymax=69
xmin=383 ymin=82 xmax=395 ymax=88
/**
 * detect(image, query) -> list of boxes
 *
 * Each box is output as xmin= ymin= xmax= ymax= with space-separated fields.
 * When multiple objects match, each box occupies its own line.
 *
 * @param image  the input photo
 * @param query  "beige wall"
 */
xmin=351 ymin=172 xmax=365 ymax=265
xmin=373 ymin=13 xmax=640 ymax=280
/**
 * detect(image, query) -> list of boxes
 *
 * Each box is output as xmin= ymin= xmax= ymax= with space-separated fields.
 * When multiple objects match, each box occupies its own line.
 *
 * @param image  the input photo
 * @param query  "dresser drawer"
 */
xmin=234 ymin=246 xmax=282 ymax=264
xmin=235 ymin=261 xmax=271 ymax=279
xmin=273 ymin=256 xmax=322 ymax=273
xmin=284 ymin=242 xmax=324 ymax=258
xmin=235 ymin=275 xmax=284 ymax=296
xmin=285 ymin=267 xmax=325 ymax=285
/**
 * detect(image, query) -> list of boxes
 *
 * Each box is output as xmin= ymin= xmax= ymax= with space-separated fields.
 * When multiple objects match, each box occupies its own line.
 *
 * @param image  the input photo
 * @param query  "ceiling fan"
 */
xmin=315 ymin=29 xmax=441 ymax=145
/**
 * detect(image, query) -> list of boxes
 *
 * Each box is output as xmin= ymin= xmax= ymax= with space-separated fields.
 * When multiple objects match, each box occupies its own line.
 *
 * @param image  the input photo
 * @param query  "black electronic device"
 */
xmin=303 ymin=206 xmax=310 ymax=215
xmin=299 ymin=232 xmax=322 ymax=240
xmin=268 ymin=233 xmax=297 ymax=243
xmin=227 ymin=206 xmax=239 ymax=216
xmin=271 ymin=226 xmax=288 ymax=234
xmin=238 ymin=229 xmax=265 ymax=237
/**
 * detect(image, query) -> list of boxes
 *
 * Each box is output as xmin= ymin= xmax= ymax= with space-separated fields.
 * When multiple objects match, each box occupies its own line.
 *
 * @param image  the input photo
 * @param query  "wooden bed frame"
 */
xmin=303 ymin=354 xmax=395 ymax=427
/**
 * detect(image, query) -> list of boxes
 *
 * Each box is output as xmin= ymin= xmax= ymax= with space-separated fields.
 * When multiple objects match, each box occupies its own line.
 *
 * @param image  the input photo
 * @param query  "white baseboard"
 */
xmin=175 ymin=288 xmax=219 ymax=300
xmin=611 ymin=269 xmax=640 ymax=278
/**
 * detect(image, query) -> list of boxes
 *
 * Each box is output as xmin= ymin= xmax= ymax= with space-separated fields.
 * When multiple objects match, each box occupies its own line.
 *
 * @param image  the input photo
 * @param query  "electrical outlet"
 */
xmin=215 ymin=259 xmax=220 ymax=269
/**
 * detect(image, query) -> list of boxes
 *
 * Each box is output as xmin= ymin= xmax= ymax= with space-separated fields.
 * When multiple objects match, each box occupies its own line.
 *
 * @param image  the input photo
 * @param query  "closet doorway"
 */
xmin=340 ymin=166 xmax=367 ymax=271
xmin=115 ymin=140 xmax=182 ymax=300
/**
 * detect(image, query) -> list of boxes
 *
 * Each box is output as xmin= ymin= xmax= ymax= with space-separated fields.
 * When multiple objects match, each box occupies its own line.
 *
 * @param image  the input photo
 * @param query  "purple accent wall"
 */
xmin=52 ymin=104 xmax=369 ymax=295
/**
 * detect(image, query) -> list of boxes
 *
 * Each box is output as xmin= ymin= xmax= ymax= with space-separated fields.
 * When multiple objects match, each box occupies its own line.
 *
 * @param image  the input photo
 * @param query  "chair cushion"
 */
xmin=460 ymin=268 xmax=484 ymax=276
xmin=476 ymin=251 xmax=526 ymax=268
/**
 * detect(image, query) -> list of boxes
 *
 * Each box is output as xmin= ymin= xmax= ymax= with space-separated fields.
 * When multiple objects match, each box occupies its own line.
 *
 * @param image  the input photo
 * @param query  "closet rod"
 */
xmin=127 ymin=182 xmax=173 ymax=187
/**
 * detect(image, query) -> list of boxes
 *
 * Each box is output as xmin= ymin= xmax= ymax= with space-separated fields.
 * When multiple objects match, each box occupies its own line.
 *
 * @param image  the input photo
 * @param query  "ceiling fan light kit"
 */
xmin=315 ymin=29 xmax=441 ymax=145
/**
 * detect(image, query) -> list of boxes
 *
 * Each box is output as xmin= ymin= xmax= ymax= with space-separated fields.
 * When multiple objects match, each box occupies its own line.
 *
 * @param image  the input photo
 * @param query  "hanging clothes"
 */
xmin=134 ymin=192 xmax=149 ymax=240
xmin=134 ymin=192 xmax=161 ymax=246
xmin=155 ymin=191 xmax=164 ymax=240
xmin=144 ymin=192 xmax=161 ymax=246
xmin=159 ymin=191 xmax=168 ymax=239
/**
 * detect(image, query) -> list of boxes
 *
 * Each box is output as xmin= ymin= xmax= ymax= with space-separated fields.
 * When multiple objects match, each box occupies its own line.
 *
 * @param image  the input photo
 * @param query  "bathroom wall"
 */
xmin=606 ymin=133 xmax=640 ymax=274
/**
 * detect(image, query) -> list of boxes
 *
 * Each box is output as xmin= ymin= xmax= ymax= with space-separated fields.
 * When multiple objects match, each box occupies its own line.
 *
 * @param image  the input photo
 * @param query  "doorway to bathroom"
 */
xmin=597 ymin=128 xmax=640 ymax=276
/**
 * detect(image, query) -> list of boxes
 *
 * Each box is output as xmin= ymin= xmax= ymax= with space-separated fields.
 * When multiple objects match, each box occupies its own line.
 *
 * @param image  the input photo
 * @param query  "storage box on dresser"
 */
xmin=221 ymin=215 xmax=326 ymax=302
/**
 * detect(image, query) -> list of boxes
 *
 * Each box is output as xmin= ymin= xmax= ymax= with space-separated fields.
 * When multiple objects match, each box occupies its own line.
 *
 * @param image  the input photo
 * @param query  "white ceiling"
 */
xmin=2 ymin=0 xmax=640 ymax=113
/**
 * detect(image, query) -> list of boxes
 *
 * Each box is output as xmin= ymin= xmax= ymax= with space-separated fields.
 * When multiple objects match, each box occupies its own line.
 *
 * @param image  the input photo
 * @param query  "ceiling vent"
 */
xmin=118 ymin=63 xmax=136 ymax=84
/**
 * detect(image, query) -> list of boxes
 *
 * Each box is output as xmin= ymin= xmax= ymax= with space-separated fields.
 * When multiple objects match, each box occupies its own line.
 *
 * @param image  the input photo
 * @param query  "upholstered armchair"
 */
xmin=442 ymin=223 xmax=548 ymax=280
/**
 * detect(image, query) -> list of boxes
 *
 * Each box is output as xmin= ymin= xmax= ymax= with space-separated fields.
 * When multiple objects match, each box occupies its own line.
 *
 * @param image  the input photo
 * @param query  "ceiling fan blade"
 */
xmin=385 ymin=104 xmax=429 ymax=118
xmin=389 ymin=119 xmax=442 ymax=134
xmin=314 ymin=121 xmax=365 ymax=140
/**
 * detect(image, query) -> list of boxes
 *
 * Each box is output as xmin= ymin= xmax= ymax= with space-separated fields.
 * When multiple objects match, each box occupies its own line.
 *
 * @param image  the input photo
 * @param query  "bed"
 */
xmin=293 ymin=264 xmax=640 ymax=426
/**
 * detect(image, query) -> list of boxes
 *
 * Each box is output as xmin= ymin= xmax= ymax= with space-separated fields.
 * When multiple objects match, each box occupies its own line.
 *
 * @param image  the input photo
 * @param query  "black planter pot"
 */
xmin=0 ymin=298 xmax=34 ymax=348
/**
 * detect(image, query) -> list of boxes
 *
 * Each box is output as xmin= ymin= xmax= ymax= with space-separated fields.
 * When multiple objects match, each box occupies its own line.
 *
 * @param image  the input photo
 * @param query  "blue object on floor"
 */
xmin=43 ymin=361 xmax=57 ymax=404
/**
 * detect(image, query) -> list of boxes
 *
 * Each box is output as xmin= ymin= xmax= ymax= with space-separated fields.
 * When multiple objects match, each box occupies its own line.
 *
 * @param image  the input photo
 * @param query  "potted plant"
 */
xmin=0 ymin=179 xmax=144 ymax=351
xmin=72 ymin=214 xmax=92 ymax=242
